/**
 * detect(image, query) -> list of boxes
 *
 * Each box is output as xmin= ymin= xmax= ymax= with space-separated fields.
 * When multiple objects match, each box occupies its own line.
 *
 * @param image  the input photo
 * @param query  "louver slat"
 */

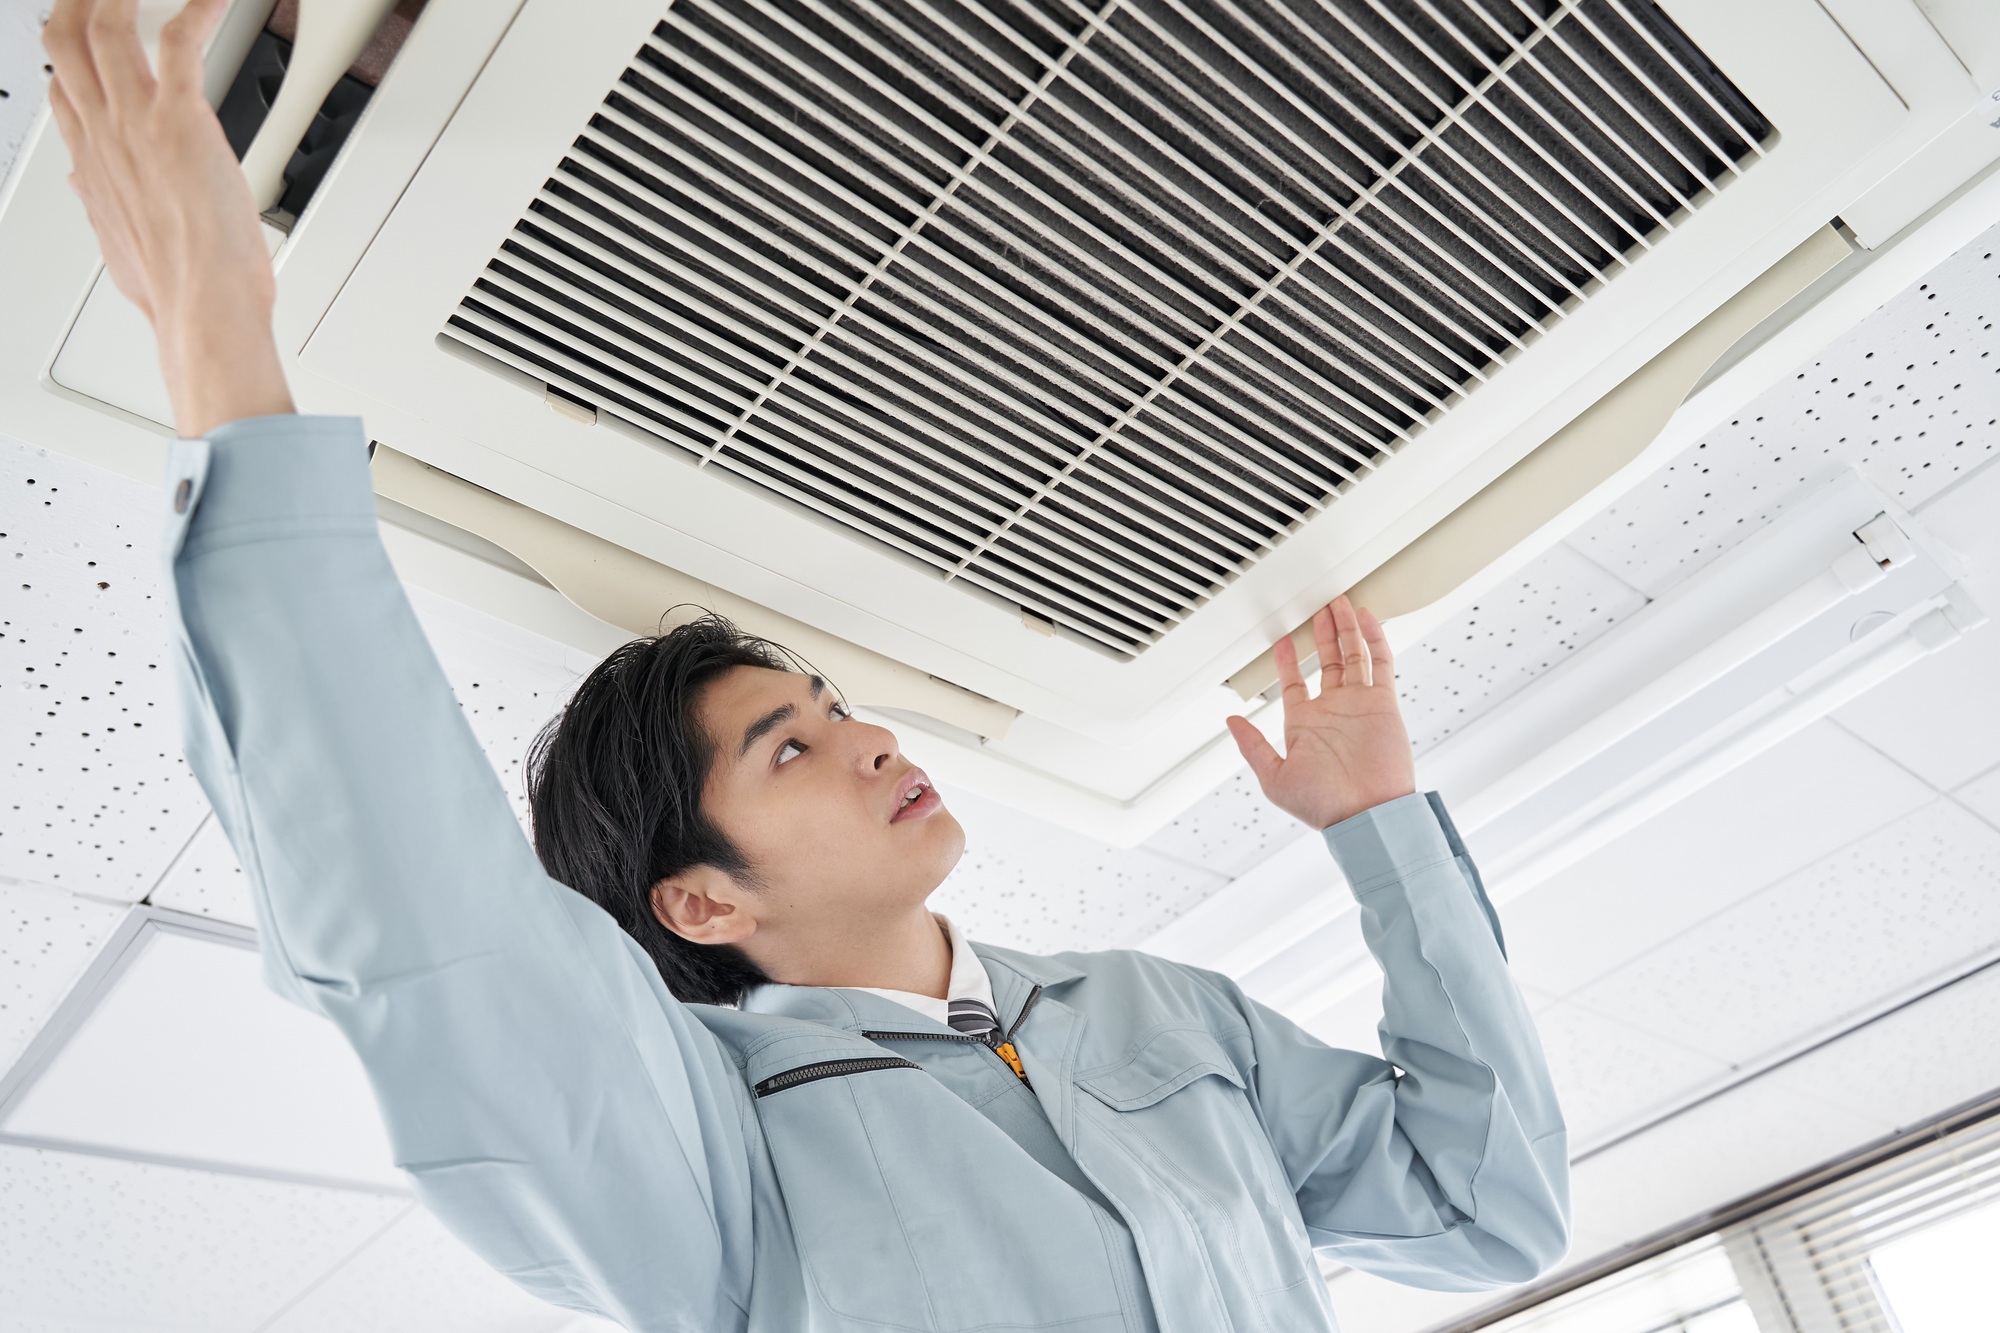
xmin=443 ymin=0 xmax=1769 ymax=656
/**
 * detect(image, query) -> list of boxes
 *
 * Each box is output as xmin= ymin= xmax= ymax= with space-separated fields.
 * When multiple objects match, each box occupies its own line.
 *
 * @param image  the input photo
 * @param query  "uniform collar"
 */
xmin=738 ymin=932 xmax=1086 ymax=1035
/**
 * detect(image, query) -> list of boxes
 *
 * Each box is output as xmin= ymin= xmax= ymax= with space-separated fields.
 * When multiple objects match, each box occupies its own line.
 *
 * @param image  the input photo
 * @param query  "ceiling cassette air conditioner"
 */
xmin=4 ymin=0 xmax=1999 ymax=841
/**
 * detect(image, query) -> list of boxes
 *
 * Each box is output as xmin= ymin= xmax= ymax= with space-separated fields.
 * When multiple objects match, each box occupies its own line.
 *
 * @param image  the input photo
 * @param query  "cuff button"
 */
xmin=173 ymin=478 xmax=191 ymax=514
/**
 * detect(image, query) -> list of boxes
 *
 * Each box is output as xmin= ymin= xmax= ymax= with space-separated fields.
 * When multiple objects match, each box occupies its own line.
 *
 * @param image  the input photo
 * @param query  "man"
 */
xmin=39 ymin=1 xmax=1569 ymax=1329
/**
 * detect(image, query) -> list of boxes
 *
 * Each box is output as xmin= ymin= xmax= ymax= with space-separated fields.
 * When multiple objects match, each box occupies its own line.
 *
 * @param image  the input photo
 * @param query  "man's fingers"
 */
xmin=158 ymin=0 xmax=227 ymax=96
xmin=1273 ymin=631 xmax=1310 ymax=712
xmin=1357 ymin=606 xmax=1395 ymax=691
xmin=1331 ymin=595 xmax=1371 ymax=688
xmin=1225 ymin=715 xmax=1282 ymax=790
xmin=43 ymin=0 xmax=108 ymax=115
xmin=1311 ymin=603 xmax=1342 ymax=694
xmin=86 ymin=0 xmax=157 ymax=112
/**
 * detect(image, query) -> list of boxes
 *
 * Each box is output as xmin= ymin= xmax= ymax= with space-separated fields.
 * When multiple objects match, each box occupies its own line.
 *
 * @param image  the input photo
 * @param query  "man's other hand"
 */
xmin=1226 ymin=596 xmax=1418 ymax=831
xmin=43 ymin=0 xmax=293 ymax=437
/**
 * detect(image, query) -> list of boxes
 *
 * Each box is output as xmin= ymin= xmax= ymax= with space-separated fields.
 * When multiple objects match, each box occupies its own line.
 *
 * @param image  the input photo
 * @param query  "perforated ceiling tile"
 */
xmin=1956 ymin=763 xmax=2000 ymax=831
xmin=0 ymin=1143 xmax=406 ymax=1330
xmin=1571 ymin=221 xmax=2000 ymax=597
xmin=1529 ymin=999 xmax=1731 ymax=1145
xmin=1395 ymin=541 xmax=1650 ymax=753
xmin=1772 ymin=962 xmax=2000 ymax=1132
xmin=0 ymin=879 xmax=125 ymax=1074
xmin=0 ymin=1 xmax=53 ymax=189
xmin=263 ymin=1205 xmax=572 ymax=1333
xmin=1140 ymin=770 xmax=1304 ymax=880
xmin=1566 ymin=1066 xmax=1886 ymax=1250
xmin=1570 ymin=798 xmax=2000 ymax=1067
xmin=1 ymin=436 xmax=211 ymax=901
xmin=145 ymin=813 xmax=254 ymax=927
xmin=933 ymin=784 xmax=1228 ymax=955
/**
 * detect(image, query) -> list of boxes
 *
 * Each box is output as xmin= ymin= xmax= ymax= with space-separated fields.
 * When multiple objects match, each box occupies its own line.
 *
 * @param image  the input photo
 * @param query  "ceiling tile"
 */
xmin=264 ymin=1206 xmax=571 ymax=1333
xmin=1569 ymin=1075 xmax=1887 ymax=1250
xmin=1 ymin=437 xmax=211 ymax=901
xmin=1830 ymin=626 xmax=2000 ymax=790
xmin=1956 ymin=764 xmax=2000 ymax=830
xmin=0 ymin=1143 xmax=405 ymax=1331
xmin=932 ymin=784 xmax=1227 ymax=953
xmin=1298 ymin=984 xmax=1384 ymax=1058
xmin=1395 ymin=541 xmax=1649 ymax=754
xmin=1499 ymin=721 xmax=1935 ymax=999
xmin=2 ymin=928 xmax=402 ymax=1189
xmin=1531 ymin=1002 xmax=1733 ymax=1146
xmin=1570 ymin=221 xmax=2000 ymax=598
xmin=1141 ymin=769 xmax=1302 ymax=879
xmin=1569 ymin=800 xmax=2000 ymax=1067
xmin=147 ymin=814 xmax=255 ymax=927
xmin=0 ymin=881 xmax=125 ymax=1075
xmin=1756 ymin=956 xmax=2000 ymax=1132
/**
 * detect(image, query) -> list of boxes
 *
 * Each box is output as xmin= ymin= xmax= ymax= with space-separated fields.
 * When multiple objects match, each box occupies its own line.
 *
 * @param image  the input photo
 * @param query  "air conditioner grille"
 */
xmin=444 ymin=0 xmax=1769 ymax=655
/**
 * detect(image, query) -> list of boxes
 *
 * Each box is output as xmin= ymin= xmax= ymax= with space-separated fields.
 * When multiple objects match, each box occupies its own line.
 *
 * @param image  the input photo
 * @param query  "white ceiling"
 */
xmin=0 ymin=18 xmax=1995 ymax=1315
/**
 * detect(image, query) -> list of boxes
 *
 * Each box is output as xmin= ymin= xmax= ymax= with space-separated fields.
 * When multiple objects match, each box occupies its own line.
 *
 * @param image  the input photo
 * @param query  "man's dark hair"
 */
xmin=525 ymin=611 xmax=787 ymax=1005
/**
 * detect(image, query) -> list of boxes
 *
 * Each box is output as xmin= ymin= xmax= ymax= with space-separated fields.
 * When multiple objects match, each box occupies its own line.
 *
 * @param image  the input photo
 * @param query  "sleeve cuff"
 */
xmin=1321 ymin=792 xmax=1457 ymax=895
xmin=169 ymin=415 xmax=374 ymax=557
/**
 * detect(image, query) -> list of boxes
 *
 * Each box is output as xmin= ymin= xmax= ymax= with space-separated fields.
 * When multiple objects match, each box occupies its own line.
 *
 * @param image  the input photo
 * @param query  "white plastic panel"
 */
xmin=146 ymin=813 xmax=254 ymax=927
xmin=0 ymin=881 xmax=125 ymax=1074
xmin=1531 ymin=1000 xmax=1732 ymax=1145
xmin=930 ymin=784 xmax=1227 ymax=955
xmin=1570 ymin=798 xmax=2000 ymax=1066
xmin=265 ymin=1206 xmax=571 ymax=1333
xmin=1395 ymin=541 xmax=1650 ymax=754
xmin=1500 ymin=720 xmax=1935 ymax=999
xmin=1 ymin=435 xmax=210 ymax=901
xmin=1570 ymin=221 xmax=2000 ymax=598
xmin=0 ymin=1143 xmax=406 ymax=1331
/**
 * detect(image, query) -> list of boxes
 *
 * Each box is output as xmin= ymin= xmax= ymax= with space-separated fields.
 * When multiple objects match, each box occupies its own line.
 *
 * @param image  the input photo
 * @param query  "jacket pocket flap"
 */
xmin=1076 ymin=1026 xmax=1246 ymax=1111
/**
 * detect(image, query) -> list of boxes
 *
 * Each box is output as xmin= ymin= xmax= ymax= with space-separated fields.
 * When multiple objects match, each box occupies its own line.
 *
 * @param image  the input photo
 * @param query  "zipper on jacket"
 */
xmin=860 ymin=983 xmax=1045 ymax=1087
xmin=753 ymin=1055 xmax=921 ymax=1098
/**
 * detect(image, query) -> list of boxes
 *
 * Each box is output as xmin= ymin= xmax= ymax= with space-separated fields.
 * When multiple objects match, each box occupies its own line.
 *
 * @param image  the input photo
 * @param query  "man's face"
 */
xmin=687 ymin=665 xmax=966 ymax=958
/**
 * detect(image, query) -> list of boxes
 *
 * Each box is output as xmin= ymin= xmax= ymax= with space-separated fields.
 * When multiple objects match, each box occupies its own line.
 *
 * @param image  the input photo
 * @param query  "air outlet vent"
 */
xmin=442 ymin=0 xmax=1769 ymax=656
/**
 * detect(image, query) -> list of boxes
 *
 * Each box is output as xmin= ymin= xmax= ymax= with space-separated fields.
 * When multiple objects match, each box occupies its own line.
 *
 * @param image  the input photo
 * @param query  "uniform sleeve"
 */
xmin=161 ymin=416 xmax=755 ymax=1332
xmin=1234 ymin=793 xmax=1570 ymax=1291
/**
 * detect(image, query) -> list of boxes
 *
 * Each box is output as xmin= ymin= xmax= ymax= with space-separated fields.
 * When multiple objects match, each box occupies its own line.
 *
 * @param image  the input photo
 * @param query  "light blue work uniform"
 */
xmin=161 ymin=416 xmax=1570 ymax=1333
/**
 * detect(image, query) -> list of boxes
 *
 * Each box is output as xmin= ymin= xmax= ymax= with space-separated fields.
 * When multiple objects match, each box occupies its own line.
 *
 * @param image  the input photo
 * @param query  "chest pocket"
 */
xmin=1076 ymin=1027 xmax=1315 ymax=1301
xmin=753 ymin=1048 xmax=1131 ymax=1333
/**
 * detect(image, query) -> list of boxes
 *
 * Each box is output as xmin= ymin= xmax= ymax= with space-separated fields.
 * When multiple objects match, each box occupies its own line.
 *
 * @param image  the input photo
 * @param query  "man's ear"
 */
xmin=651 ymin=865 xmax=758 ymax=947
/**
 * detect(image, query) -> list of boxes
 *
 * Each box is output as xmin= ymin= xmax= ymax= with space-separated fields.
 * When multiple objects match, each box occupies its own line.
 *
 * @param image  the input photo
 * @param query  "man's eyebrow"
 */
xmin=739 ymin=702 xmax=796 ymax=759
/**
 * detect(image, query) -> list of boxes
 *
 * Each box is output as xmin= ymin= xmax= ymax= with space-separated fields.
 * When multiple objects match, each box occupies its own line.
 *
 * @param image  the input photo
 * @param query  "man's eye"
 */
xmin=830 ymin=701 xmax=852 ymax=721
xmin=776 ymin=740 xmax=805 ymax=765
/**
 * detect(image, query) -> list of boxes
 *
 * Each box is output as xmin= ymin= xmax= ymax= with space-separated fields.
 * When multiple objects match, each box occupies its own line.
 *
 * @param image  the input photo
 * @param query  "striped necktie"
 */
xmin=948 ymin=999 xmax=1030 ymax=1084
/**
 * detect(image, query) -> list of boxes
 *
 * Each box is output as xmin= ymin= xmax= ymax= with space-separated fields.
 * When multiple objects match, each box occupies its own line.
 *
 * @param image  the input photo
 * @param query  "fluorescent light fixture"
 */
xmin=0 ymin=908 xmax=404 ymax=1193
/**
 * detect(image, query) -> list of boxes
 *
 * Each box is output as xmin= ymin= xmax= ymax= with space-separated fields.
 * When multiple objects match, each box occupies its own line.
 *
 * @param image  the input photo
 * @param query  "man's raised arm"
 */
xmin=1224 ymin=600 xmax=1571 ymax=1290
xmin=43 ymin=4 xmax=755 ymax=1326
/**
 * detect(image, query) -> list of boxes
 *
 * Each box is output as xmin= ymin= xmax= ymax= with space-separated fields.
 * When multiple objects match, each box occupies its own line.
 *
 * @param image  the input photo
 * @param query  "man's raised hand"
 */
xmin=42 ymin=0 xmax=293 ymax=437
xmin=1225 ymin=596 xmax=1417 ymax=831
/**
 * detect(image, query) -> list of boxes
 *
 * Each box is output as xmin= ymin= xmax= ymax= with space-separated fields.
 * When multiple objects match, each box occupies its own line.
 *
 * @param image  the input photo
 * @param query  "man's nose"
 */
xmin=858 ymin=722 xmax=900 ymax=772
